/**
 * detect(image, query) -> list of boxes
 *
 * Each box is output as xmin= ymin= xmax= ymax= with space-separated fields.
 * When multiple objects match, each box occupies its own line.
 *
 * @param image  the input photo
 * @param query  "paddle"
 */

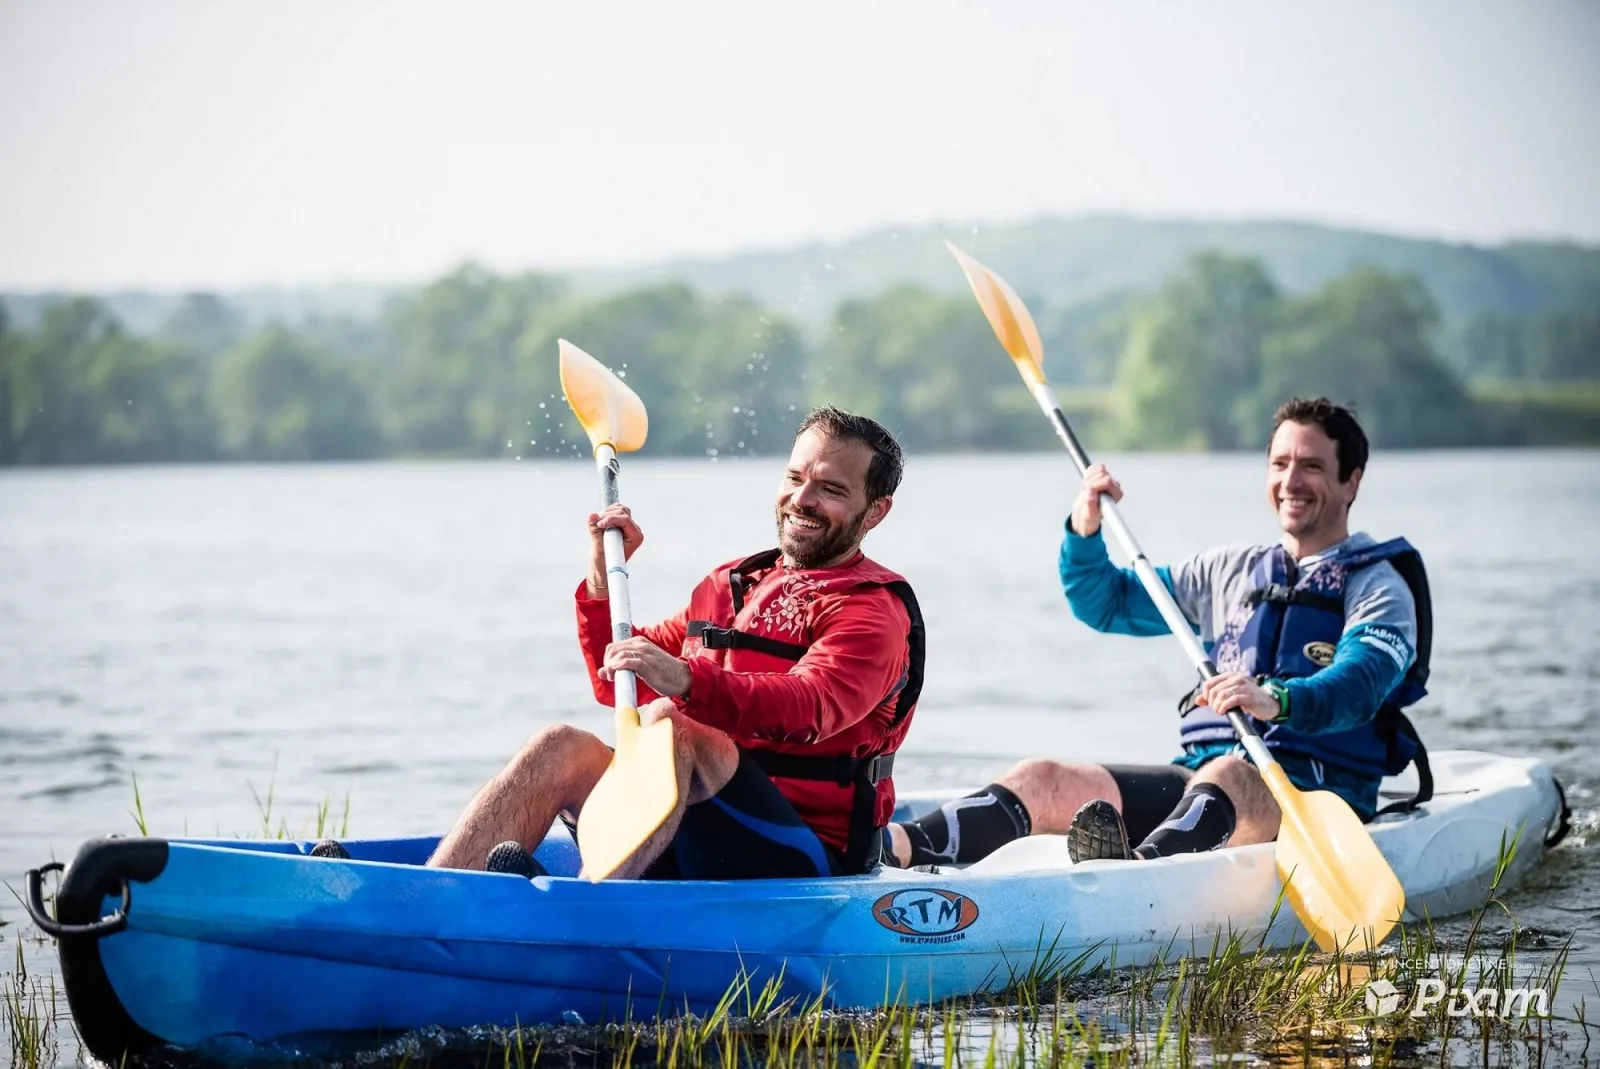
xmin=945 ymin=242 xmax=1405 ymax=954
xmin=558 ymin=339 xmax=679 ymax=882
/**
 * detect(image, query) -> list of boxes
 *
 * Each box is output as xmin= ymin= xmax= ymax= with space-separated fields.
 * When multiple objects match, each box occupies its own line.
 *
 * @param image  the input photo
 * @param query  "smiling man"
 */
xmin=417 ymin=406 xmax=923 ymax=880
xmin=888 ymin=397 xmax=1432 ymax=869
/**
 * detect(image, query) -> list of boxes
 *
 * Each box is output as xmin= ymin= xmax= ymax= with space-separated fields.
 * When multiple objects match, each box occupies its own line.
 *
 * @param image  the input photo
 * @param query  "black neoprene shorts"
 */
xmin=638 ymin=750 xmax=845 ymax=880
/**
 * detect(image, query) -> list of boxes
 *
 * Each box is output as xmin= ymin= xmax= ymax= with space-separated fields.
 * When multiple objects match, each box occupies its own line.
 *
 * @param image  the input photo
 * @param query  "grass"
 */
xmin=1 ymin=782 xmax=1592 ymax=1068
xmin=3 ymin=926 xmax=62 ymax=1069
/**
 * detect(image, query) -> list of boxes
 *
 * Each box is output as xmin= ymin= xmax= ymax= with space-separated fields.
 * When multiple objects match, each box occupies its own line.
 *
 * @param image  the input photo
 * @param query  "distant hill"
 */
xmin=573 ymin=216 xmax=1600 ymax=323
xmin=0 ymin=283 xmax=398 ymax=336
xmin=5 ymin=215 xmax=1598 ymax=332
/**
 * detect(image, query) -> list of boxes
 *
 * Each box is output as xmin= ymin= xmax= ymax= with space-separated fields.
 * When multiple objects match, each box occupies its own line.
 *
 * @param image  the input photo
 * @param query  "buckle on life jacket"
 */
xmin=687 ymin=621 xmax=810 ymax=661
xmin=750 ymin=750 xmax=896 ymax=787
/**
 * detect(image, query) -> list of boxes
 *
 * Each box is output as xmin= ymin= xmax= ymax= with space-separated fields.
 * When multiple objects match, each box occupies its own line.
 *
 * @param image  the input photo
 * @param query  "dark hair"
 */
xmin=1272 ymin=397 xmax=1369 ymax=481
xmin=794 ymin=405 xmax=905 ymax=500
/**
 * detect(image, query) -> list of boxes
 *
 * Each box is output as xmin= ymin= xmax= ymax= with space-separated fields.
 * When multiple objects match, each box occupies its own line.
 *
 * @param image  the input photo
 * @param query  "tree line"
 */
xmin=2 ymin=254 xmax=1595 ymax=466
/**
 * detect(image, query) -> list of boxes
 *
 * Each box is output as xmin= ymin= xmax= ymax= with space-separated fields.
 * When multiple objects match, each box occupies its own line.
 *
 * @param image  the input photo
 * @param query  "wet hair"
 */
xmin=794 ymin=405 xmax=905 ymax=500
xmin=1272 ymin=397 xmax=1369 ymax=482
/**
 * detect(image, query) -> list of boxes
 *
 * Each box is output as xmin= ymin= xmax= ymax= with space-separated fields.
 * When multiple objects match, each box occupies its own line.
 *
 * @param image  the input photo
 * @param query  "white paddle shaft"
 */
xmin=1027 ymin=381 xmax=1276 ymax=768
xmin=595 ymin=444 xmax=637 ymax=712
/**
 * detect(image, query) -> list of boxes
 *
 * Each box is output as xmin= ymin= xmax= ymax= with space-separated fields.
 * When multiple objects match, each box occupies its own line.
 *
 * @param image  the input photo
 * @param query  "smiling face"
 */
xmin=1267 ymin=419 xmax=1362 ymax=555
xmin=775 ymin=428 xmax=893 ymax=569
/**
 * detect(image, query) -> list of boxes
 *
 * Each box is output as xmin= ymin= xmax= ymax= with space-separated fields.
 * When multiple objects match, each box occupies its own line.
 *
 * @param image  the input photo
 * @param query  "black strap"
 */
xmin=748 ymin=749 xmax=895 ymax=874
xmin=727 ymin=548 xmax=783 ymax=615
xmin=880 ymin=580 xmax=925 ymax=725
xmin=686 ymin=621 xmax=810 ymax=661
xmin=1374 ymin=709 xmax=1433 ymax=816
xmin=1545 ymin=777 xmax=1573 ymax=848
xmin=1245 ymin=585 xmax=1344 ymax=615
xmin=748 ymin=750 xmax=895 ymax=787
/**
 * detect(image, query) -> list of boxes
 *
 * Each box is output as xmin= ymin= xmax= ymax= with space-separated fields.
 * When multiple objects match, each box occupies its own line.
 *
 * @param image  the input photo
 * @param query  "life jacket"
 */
xmin=1178 ymin=537 xmax=1434 ymax=814
xmin=684 ymin=548 xmax=925 ymax=872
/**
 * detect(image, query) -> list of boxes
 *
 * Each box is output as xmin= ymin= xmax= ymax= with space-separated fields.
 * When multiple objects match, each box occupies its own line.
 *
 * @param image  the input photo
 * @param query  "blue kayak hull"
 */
xmin=46 ymin=750 xmax=1567 ymax=1063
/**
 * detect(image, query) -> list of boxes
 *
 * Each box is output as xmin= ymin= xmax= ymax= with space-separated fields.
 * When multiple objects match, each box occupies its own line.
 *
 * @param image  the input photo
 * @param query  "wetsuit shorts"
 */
xmin=639 ymin=750 xmax=846 ymax=880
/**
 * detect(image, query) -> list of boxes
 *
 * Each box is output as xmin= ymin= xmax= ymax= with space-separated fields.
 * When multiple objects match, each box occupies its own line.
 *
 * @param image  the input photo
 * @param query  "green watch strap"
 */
xmin=1265 ymin=679 xmax=1292 ymax=724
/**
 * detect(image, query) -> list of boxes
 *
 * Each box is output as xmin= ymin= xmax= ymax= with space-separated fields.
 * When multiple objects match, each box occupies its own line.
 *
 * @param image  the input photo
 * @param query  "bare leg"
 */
xmin=428 ymin=724 xmax=613 ymax=870
xmin=1187 ymin=754 xmax=1281 ymax=846
xmin=886 ymin=758 xmax=1122 ymax=866
xmin=594 ymin=699 xmax=742 ymax=880
xmin=997 ymin=758 xmax=1122 ymax=834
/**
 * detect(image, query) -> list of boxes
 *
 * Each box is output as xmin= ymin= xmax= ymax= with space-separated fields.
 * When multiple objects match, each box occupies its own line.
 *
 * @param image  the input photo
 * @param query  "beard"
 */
xmin=776 ymin=502 xmax=871 ymax=569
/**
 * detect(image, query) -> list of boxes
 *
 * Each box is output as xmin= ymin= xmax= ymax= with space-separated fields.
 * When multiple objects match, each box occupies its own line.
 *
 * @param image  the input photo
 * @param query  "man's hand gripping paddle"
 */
xmin=559 ymin=339 xmax=678 ymax=882
xmin=945 ymin=242 xmax=1405 ymax=954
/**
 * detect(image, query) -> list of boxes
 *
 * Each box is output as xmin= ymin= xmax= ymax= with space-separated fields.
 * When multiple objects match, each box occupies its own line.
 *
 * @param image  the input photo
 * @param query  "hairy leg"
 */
xmin=597 ymin=699 xmax=742 ymax=880
xmin=428 ymin=723 xmax=613 ymax=870
xmin=1188 ymin=754 xmax=1281 ymax=845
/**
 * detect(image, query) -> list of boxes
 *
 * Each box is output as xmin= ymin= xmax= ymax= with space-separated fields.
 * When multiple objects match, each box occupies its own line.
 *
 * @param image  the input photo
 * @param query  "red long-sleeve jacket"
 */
xmin=576 ymin=549 xmax=921 ymax=862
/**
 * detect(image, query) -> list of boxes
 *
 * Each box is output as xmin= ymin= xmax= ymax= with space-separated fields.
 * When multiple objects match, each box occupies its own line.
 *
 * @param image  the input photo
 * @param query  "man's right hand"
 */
xmin=1071 ymin=463 xmax=1124 ymax=538
xmin=587 ymin=504 xmax=644 ymax=597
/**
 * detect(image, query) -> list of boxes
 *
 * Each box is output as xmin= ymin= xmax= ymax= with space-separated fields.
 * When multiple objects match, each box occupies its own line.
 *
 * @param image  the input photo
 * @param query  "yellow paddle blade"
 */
xmin=945 ymin=241 xmax=1048 ymax=389
xmin=558 ymin=339 xmax=648 ymax=453
xmin=577 ymin=708 xmax=678 ymax=882
xmin=1261 ymin=763 xmax=1406 ymax=953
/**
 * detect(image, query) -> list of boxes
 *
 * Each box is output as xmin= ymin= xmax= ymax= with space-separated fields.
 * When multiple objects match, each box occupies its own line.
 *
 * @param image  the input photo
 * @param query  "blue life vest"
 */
xmin=1178 ymin=537 xmax=1433 ymax=786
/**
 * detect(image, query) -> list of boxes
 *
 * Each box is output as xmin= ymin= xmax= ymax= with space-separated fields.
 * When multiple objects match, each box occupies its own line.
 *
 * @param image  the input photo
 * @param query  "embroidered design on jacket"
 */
xmin=752 ymin=574 xmax=830 ymax=638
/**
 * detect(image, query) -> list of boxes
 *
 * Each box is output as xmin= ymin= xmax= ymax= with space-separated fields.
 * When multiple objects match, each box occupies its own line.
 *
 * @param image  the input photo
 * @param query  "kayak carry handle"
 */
xmin=24 ymin=861 xmax=132 ymax=939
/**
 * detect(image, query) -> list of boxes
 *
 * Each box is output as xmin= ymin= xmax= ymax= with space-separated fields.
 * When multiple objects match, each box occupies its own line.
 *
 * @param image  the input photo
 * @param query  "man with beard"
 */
xmin=886 ymin=397 xmax=1431 ymax=869
xmin=419 ymin=406 xmax=923 ymax=880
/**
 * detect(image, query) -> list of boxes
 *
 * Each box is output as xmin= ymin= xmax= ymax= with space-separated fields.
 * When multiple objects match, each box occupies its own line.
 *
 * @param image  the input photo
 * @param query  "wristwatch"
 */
xmin=1262 ymin=679 xmax=1292 ymax=725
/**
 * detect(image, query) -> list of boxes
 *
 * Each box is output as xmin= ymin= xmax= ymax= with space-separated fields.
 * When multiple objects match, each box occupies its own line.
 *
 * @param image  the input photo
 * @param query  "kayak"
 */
xmin=29 ymin=749 xmax=1568 ymax=1065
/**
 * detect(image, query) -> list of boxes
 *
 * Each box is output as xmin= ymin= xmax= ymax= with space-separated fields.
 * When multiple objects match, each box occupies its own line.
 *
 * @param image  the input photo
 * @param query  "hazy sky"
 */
xmin=2 ymin=0 xmax=1597 ymax=290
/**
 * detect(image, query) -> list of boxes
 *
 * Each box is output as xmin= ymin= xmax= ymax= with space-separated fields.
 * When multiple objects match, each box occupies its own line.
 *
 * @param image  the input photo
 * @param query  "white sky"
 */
xmin=2 ymin=0 xmax=1597 ymax=290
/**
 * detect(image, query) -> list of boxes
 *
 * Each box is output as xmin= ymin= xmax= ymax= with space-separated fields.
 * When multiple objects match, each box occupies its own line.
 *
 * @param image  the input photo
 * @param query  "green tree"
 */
xmin=1113 ymin=253 xmax=1281 ymax=449
xmin=813 ymin=286 xmax=1042 ymax=451
xmin=211 ymin=325 xmax=380 ymax=460
xmin=548 ymin=284 xmax=809 ymax=457
xmin=1248 ymin=269 xmax=1475 ymax=446
xmin=161 ymin=293 xmax=247 ymax=361
xmin=378 ymin=265 xmax=568 ymax=456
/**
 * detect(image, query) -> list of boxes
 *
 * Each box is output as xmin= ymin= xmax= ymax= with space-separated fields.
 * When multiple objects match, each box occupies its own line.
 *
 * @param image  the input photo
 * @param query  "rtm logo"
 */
xmin=1365 ymin=979 xmax=1551 ymax=1019
xmin=871 ymin=889 xmax=979 ymax=941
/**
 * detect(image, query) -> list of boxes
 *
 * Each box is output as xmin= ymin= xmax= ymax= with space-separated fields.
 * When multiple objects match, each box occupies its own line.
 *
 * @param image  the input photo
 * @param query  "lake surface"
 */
xmin=2 ymin=452 xmax=1597 ymax=1063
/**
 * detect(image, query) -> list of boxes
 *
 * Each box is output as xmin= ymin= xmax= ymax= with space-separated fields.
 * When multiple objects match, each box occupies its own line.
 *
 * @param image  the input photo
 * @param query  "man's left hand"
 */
xmin=599 ymin=637 xmax=692 ymax=698
xmin=1196 ymin=672 xmax=1279 ymax=723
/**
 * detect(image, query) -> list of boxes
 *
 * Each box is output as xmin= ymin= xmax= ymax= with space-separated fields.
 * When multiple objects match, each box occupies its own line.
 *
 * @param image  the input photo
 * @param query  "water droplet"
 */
xmin=539 ymin=402 xmax=546 ymax=408
xmin=732 ymin=405 xmax=741 ymax=414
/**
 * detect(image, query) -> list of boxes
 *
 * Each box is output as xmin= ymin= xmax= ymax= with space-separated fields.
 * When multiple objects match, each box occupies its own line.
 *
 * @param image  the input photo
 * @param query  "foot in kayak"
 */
xmin=1066 ymin=800 xmax=1133 ymax=862
xmin=309 ymin=839 xmax=350 ymax=859
xmin=486 ymin=841 xmax=547 ymax=878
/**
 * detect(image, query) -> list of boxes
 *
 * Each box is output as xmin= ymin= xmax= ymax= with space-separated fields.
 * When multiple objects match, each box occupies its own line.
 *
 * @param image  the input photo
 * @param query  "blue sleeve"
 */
xmin=1280 ymin=623 xmax=1413 ymax=734
xmin=1058 ymin=522 xmax=1184 ymax=637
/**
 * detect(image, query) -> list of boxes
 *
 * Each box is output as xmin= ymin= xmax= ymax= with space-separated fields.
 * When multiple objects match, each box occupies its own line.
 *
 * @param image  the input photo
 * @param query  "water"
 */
xmin=2 ymin=452 xmax=1597 ymax=1063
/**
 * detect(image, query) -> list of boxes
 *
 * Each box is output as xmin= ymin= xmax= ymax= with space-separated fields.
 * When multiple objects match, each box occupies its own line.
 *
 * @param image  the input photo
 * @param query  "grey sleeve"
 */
xmin=1166 ymin=544 xmax=1273 ymax=645
xmin=1342 ymin=561 xmax=1418 ymax=649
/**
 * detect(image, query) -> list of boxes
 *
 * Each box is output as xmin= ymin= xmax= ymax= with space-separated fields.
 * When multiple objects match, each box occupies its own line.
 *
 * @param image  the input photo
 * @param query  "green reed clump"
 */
xmin=3 ymin=938 xmax=62 ymax=1069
